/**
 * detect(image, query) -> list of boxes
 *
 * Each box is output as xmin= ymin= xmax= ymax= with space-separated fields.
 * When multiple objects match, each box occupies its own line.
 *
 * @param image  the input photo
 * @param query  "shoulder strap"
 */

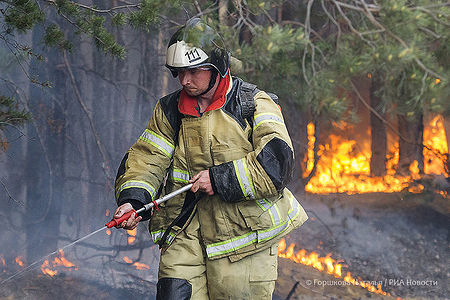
xmin=240 ymin=81 xmax=279 ymax=125
xmin=240 ymin=81 xmax=257 ymax=124
xmin=267 ymin=92 xmax=279 ymax=105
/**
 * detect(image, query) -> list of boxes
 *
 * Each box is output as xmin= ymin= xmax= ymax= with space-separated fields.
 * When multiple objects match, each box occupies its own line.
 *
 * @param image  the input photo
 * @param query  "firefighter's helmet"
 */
xmin=165 ymin=18 xmax=230 ymax=78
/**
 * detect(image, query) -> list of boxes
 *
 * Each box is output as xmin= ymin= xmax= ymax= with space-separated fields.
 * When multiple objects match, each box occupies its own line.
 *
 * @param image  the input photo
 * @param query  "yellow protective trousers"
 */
xmin=157 ymin=212 xmax=278 ymax=300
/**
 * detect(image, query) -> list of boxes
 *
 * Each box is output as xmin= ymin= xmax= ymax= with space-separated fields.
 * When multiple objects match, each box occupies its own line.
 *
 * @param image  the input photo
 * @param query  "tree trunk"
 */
xmin=284 ymin=107 xmax=309 ymax=192
xmin=444 ymin=116 xmax=450 ymax=174
xmin=417 ymin=113 xmax=425 ymax=173
xmin=397 ymin=114 xmax=424 ymax=175
xmin=218 ymin=0 xmax=228 ymax=25
xmin=369 ymin=74 xmax=387 ymax=176
xmin=26 ymin=25 xmax=65 ymax=262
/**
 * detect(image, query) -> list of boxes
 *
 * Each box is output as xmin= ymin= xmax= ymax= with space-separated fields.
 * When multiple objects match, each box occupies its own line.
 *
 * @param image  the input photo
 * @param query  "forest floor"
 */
xmin=0 ymin=192 xmax=448 ymax=300
xmin=274 ymin=191 xmax=449 ymax=300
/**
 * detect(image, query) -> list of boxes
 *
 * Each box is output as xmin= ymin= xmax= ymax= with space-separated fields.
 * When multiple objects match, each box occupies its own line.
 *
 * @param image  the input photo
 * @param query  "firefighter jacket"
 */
xmin=115 ymin=74 xmax=308 ymax=261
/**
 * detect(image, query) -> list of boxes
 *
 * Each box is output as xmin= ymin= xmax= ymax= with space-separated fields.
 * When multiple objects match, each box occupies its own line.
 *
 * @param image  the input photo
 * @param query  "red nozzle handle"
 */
xmin=105 ymin=210 xmax=136 ymax=228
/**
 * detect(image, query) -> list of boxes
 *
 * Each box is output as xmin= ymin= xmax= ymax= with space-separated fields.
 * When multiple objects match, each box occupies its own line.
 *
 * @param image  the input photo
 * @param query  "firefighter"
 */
xmin=113 ymin=18 xmax=308 ymax=299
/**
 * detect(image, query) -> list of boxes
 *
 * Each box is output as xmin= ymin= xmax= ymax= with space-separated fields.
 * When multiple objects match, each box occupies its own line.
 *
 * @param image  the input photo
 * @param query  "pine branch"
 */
xmin=421 ymin=1 xmax=450 ymax=10
xmin=320 ymin=0 xmax=341 ymax=46
xmin=333 ymin=0 xmax=379 ymax=12
xmin=331 ymin=0 xmax=376 ymax=48
xmin=0 ymin=120 xmax=26 ymax=136
xmin=281 ymin=20 xmax=324 ymax=41
xmin=232 ymin=0 xmax=257 ymax=33
xmin=418 ymin=27 xmax=441 ymax=39
xmin=359 ymin=0 xmax=443 ymax=79
xmin=0 ymin=177 xmax=24 ymax=206
xmin=191 ymin=2 xmax=219 ymax=19
xmin=41 ymin=0 xmax=140 ymax=14
xmin=0 ymin=33 xmax=44 ymax=86
xmin=73 ymin=2 xmax=140 ymax=14
xmin=413 ymin=6 xmax=450 ymax=27
xmin=193 ymin=0 xmax=202 ymax=14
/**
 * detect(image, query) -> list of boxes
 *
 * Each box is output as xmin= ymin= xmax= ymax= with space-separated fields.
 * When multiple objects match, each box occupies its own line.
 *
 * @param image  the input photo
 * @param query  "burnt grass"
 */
xmin=274 ymin=192 xmax=449 ymax=300
xmin=0 ymin=192 xmax=448 ymax=300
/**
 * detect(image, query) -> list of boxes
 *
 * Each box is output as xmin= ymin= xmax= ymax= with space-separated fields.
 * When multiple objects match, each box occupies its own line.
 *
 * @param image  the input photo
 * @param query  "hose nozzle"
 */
xmin=105 ymin=210 xmax=136 ymax=228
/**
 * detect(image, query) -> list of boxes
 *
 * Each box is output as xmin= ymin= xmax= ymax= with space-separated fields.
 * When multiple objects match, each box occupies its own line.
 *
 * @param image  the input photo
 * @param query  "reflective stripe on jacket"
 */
xmin=115 ymin=76 xmax=308 ymax=260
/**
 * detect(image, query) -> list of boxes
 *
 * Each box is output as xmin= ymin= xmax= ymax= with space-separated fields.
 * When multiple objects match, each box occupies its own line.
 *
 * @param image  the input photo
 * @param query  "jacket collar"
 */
xmin=178 ymin=72 xmax=232 ymax=116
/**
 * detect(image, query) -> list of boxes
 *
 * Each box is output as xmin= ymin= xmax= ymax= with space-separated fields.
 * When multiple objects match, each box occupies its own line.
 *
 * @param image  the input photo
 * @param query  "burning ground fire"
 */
xmin=15 ymin=256 xmax=24 ymax=267
xmin=1 ymin=248 xmax=149 ymax=279
xmin=278 ymin=238 xmax=390 ymax=296
xmin=305 ymin=115 xmax=448 ymax=194
xmin=40 ymin=250 xmax=77 ymax=276
xmin=122 ymin=256 xmax=150 ymax=270
xmin=0 ymin=251 xmax=77 ymax=277
xmin=127 ymin=228 xmax=137 ymax=244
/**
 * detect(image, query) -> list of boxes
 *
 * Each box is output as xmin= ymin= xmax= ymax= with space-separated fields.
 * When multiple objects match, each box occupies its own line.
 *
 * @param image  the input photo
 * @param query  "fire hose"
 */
xmin=0 ymin=184 xmax=193 ymax=285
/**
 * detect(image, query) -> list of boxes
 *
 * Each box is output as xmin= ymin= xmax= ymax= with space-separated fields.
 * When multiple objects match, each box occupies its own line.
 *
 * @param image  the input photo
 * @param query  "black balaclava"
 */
xmin=197 ymin=69 xmax=218 ymax=97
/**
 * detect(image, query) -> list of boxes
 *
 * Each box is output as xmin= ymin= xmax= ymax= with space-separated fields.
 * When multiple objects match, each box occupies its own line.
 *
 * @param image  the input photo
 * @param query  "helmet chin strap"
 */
xmin=197 ymin=69 xmax=218 ymax=97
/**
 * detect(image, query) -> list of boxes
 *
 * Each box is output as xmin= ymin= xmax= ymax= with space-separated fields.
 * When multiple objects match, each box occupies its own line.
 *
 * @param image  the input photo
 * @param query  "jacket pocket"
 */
xmin=238 ymin=188 xmax=301 ymax=233
xmin=237 ymin=194 xmax=281 ymax=231
xmin=211 ymin=147 xmax=246 ymax=165
xmin=249 ymin=246 xmax=278 ymax=282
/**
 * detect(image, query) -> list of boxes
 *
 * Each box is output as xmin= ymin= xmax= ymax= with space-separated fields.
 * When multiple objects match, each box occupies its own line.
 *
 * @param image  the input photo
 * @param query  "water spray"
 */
xmin=0 ymin=184 xmax=193 ymax=285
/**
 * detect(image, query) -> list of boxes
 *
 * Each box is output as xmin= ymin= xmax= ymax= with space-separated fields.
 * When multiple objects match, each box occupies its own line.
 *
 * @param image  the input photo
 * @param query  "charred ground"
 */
xmin=275 ymin=192 xmax=449 ymax=299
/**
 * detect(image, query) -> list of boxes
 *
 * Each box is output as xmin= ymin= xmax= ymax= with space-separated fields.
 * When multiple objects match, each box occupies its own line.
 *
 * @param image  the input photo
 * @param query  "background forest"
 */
xmin=0 ymin=1 xmax=448 ymax=299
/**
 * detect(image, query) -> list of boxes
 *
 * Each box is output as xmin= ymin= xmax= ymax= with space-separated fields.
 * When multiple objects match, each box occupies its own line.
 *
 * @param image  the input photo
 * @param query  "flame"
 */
xmin=305 ymin=116 xmax=448 ymax=194
xmin=423 ymin=115 xmax=448 ymax=175
xmin=305 ymin=123 xmax=315 ymax=175
xmin=106 ymin=229 xmax=112 ymax=236
xmin=56 ymin=250 xmax=75 ymax=268
xmin=1 ymin=255 xmax=5 ymax=271
xmin=408 ymin=183 xmax=424 ymax=193
xmin=123 ymin=256 xmax=150 ymax=270
xmin=40 ymin=249 xmax=77 ymax=277
xmin=127 ymin=228 xmax=137 ymax=244
xmin=278 ymin=239 xmax=389 ymax=296
xmin=132 ymin=262 xmax=150 ymax=270
xmin=41 ymin=260 xmax=58 ymax=276
xmin=15 ymin=256 xmax=24 ymax=267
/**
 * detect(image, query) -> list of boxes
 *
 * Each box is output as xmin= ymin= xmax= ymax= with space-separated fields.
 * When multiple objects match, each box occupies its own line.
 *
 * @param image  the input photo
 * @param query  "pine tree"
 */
xmin=212 ymin=0 xmax=448 ymax=181
xmin=0 ymin=0 xmax=181 ymax=141
xmin=1 ymin=0 xmax=448 ymax=178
